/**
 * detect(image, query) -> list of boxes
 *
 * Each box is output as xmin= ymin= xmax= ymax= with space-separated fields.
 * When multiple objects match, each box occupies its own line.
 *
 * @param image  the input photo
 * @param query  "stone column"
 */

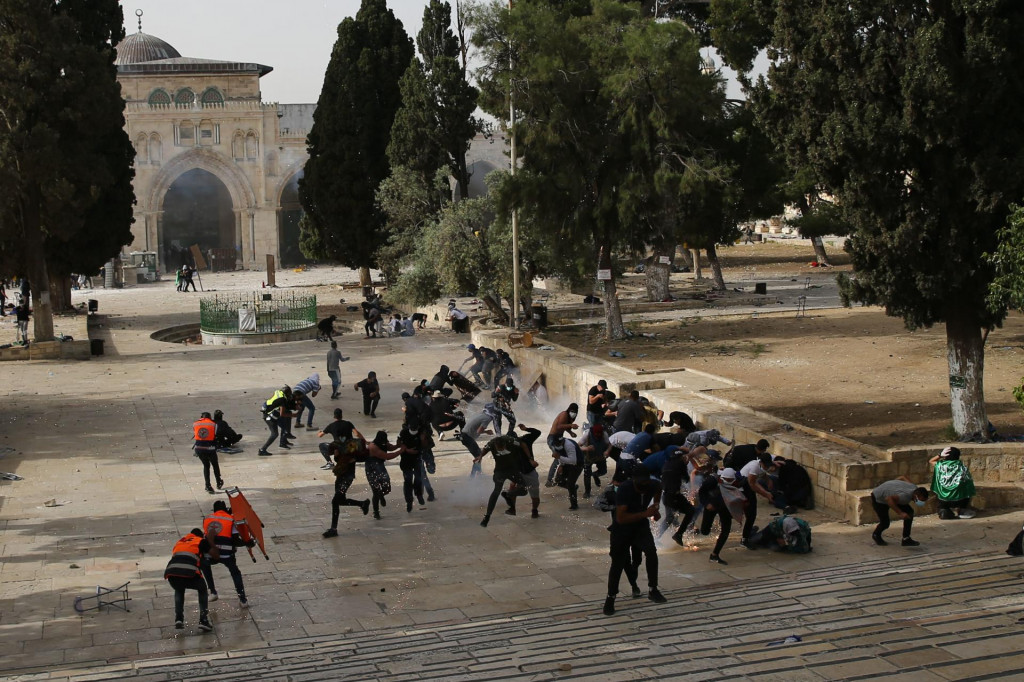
xmin=234 ymin=209 xmax=244 ymax=269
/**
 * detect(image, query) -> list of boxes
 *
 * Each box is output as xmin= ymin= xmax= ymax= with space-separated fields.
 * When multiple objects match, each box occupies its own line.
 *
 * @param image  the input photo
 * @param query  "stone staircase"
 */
xmin=17 ymin=550 xmax=1024 ymax=681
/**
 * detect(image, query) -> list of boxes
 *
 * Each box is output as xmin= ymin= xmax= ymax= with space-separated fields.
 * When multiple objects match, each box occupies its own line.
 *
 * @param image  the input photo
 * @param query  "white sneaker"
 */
xmin=209 ymin=592 xmax=219 ymax=602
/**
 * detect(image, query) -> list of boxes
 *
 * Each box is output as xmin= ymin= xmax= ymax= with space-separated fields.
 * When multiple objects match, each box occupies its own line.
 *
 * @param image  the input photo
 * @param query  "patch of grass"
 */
xmin=748 ymin=342 xmax=767 ymax=359
xmin=940 ymin=423 xmax=958 ymax=441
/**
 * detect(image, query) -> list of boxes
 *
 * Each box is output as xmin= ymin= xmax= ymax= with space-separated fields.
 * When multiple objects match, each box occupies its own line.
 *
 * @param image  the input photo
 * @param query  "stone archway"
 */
xmin=277 ymin=168 xmax=310 ymax=267
xmin=146 ymin=149 xmax=256 ymax=271
xmin=161 ymin=169 xmax=234 ymax=270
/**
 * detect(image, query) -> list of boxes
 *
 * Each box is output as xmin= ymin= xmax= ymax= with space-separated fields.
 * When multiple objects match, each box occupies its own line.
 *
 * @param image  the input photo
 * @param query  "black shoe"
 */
xmin=373 ymin=511 xmax=381 ymax=520
xmin=531 ymin=509 xmax=539 ymax=518
xmin=505 ymin=508 xmax=516 ymax=516
xmin=648 ymin=588 xmax=667 ymax=604
xmin=481 ymin=515 xmax=490 ymax=527
xmin=174 ymin=619 xmax=184 ymax=629
xmin=380 ymin=497 xmax=386 ymax=507
xmin=370 ymin=413 xmax=376 ymax=418
xmin=938 ymin=508 xmax=956 ymax=520
xmin=257 ymin=449 xmax=272 ymax=456
xmin=427 ymin=492 xmax=436 ymax=502
xmin=603 ymin=596 xmax=615 ymax=616
xmin=280 ymin=443 xmax=292 ymax=450
xmin=901 ymin=537 xmax=920 ymax=547
xmin=205 ymin=486 xmax=215 ymax=494
xmin=361 ymin=500 xmax=371 ymax=516
xmin=709 ymin=554 xmax=728 ymax=565
xmin=216 ymin=480 xmax=224 ymax=489
xmin=872 ymin=533 xmax=887 ymax=546
xmin=322 ymin=528 xmax=338 ymax=538
xmin=630 ymin=585 xmax=642 ymax=599
xmin=569 ymin=503 xmax=579 ymax=511
xmin=671 ymin=532 xmax=685 ymax=547
xmin=198 ymin=617 xmax=214 ymax=632
xmin=417 ymin=496 xmax=426 ymax=506
xmin=407 ymin=502 xmax=413 ymax=513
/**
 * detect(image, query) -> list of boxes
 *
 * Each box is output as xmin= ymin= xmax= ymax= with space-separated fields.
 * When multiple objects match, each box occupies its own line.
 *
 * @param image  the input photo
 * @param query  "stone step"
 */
xmin=28 ymin=550 xmax=1024 ymax=682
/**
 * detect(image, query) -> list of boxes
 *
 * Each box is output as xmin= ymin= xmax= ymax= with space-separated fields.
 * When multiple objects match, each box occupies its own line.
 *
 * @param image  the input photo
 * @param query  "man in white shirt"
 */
xmin=739 ymin=454 xmax=778 ymax=546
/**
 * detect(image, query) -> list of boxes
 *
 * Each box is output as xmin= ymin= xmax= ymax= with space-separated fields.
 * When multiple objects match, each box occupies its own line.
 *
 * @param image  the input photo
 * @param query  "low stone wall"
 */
xmin=0 ymin=312 xmax=92 ymax=361
xmin=471 ymin=327 xmax=1024 ymax=524
xmin=201 ymin=326 xmax=317 ymax=345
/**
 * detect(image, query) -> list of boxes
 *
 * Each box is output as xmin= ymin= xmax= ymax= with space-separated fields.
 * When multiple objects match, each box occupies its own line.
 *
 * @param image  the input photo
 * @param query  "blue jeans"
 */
xmin=201 ymin=553 xmax=246 ymax=600
xmin=328 ymin=370 xmax=340 ymax=396
xmin=295 ymin=394 xmax=315 ymax=427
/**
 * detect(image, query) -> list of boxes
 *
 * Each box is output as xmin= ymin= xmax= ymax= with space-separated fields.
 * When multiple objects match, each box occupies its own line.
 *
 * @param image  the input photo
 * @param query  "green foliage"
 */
xmin=299 ymin=0 xmax=414 ymax=267
xmin=754 ymin=0 xmax=1024 ymax=334
xmin=0 ymin=0 xmax=134 ymax=331
xmin=987 ymin=204 xmax=1024 ymax=316
xmin=788 ymin=200 xmax=851 ymax=241
xmin=375 ymin=165 xmax=450 ymax=283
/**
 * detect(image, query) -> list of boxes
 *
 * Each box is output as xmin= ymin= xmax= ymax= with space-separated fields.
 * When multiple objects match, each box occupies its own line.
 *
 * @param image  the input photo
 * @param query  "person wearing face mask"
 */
xmin=475 ymin=432 xmax=529 ymax=527
xmin=544 ymin=403 xmax=580 ymax=486
xmin=603 ymin=466 xmax=666 ymax=616
xmin=871 ymin=478 xmax=929 ymax=547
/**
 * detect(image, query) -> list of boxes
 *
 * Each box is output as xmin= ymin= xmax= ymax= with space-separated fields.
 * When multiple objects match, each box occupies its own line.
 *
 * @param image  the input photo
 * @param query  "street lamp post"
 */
xmin=509 ymin=0 xmax=520 ymax=330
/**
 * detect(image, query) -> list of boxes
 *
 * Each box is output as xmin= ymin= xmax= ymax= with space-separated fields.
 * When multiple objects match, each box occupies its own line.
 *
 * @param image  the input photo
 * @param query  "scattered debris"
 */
xmin=1 ymin=472 xmax=24 ymax=481
xmin=609 ymin=350 xmax=626 ymax=358
xmin=766 ymin=635 xmax=802 ymax=646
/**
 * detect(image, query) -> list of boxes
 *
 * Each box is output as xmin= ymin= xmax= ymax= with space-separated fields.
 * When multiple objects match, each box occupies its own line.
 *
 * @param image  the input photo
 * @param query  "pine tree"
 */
xmin=299 ymin=0 xmax=413 ymax=284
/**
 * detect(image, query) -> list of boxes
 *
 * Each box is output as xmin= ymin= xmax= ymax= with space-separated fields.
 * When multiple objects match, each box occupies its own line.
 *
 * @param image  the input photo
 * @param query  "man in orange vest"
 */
xmin=201 ymin=500 xmax=252 ymax=607
xmin=193 ymin=412 xmax=224 ymax=494
xmin=164 ymin=528 xmax=218 ymax=631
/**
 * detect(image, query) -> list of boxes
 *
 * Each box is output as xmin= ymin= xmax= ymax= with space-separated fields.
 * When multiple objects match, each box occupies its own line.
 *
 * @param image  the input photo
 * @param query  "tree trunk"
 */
xmin=691 ymin=249 xmax=703 ymax=280
xmin=706 ymin=244 xmax=726 ymax=291
xmin=481 ymin=293 xmax=509 ymax=325
xmin=521 ymin=261 xmax=537 ymax=321
xmin=644 ymin=251 xmax=671 ymax=302
xmin=946 ymin=309 xmax=988 ymax=440
xmin=48 ymin=274 xmax=73 ymax=313
xmin=359 ymin=266 xmax=373 ymax=287
xmin=21 ymin=190 xmax=54 ymax=342
xmin=675 ymin=246 xmax=694 ymax=269
xmin=811 ymin=236 xmax=831 ymax=266
xmin=598 ymin=247 xmax=626 ymax=339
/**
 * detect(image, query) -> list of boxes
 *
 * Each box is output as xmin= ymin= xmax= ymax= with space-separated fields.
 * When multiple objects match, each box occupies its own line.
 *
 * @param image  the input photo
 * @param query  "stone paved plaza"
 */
xmin=3 ymin=272 xmax=1024 ymax=680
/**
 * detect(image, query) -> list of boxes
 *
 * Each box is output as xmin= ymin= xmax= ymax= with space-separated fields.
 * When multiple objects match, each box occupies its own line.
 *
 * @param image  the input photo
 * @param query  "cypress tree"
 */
xmin=299 ymin=0 xmax=413 ymax=284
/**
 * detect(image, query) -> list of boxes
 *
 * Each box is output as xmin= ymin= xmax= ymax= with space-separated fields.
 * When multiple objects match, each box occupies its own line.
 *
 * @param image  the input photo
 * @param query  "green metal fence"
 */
xmin=199 ymin=292 xmax=317 ymax=334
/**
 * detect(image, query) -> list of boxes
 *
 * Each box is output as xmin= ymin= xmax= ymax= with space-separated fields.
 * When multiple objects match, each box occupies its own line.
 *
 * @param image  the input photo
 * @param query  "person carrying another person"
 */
xmin=871 ymin=477 xmax=929 ymax=547
xmin=929 ymin=446 xmax=977 ymax=520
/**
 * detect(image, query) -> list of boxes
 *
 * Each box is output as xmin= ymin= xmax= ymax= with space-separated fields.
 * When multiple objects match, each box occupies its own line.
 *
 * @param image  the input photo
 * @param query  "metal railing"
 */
xmin=199 ymin=292 xmax=317 ymax=334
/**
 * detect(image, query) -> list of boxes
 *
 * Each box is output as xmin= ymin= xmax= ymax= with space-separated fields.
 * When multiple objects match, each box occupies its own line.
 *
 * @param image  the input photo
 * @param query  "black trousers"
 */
xmin=607 ymin=527 xmax=658 ymax=596
xmin=742 ymin=495 xmax=757 ymax=540
xmin=363 ymin=394 xmax=380 ymax=416
xmin=700 ymin=505 xmax=733 ymax=555
xmin=168 ymin=575 xmax=208 ymax=621
xmin=584 ymin=458 xmax=608 ymax=496
xmin=196 ymin=450 xmax=222 ymax=488
xmin=556 ymin=464 xmax=582 ymax=507
xmin=873 ymin=500 xmax=914 ymax=538
xmin=201 ymin=553 xmax=246 ymax=600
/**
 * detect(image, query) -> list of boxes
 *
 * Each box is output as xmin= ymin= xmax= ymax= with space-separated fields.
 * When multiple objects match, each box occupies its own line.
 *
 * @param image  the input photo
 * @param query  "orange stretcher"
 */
xmin=224 ymin=487 xmax=269 ymax=562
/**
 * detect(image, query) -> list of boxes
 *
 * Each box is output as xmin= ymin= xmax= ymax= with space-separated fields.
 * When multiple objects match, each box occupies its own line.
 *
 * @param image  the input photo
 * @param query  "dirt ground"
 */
xmin=551 ymin=242 xmax=1024 ymax=449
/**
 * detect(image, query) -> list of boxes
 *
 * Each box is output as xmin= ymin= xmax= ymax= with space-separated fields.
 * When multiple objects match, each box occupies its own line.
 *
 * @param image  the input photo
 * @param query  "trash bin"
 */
xmin=531 ymin=303 xmax=548 ymax=328
xmin=754 ymin=282 xmax=767 ymax=295
xmin=88 ymin=299 xmax=98 ymax=313
xmin=90 ymin=338 xmax=104 ymax=356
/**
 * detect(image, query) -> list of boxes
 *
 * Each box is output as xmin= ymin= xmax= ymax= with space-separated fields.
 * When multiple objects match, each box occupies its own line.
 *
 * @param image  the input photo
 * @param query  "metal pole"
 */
xmin=509 ymin=0 xmax=520 ymax=329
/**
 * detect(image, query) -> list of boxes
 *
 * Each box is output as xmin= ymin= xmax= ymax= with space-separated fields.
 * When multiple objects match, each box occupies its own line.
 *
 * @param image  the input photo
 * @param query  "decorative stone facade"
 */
xmin=116 ymin=26 xmax=509 ymax=275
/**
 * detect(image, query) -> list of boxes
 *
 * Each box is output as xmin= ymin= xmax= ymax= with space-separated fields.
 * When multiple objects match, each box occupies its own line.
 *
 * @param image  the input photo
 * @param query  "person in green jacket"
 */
xmin=929 ymin=446 xmax=976 ymax=520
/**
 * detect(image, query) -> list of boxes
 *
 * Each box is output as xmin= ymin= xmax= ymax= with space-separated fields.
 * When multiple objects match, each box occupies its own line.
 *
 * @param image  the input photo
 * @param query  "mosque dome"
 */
xmin=115 ymin=31 xmax=181 ymax=65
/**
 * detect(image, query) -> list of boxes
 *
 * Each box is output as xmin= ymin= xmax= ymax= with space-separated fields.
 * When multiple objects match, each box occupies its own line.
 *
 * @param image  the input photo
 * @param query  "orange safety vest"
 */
xmin=193 ymin=418 xmax=217 ymax=444
xmin=164 ymin=533 xmax=203 ymax=579
xmin=203 ymin=510 xmax=236 ymax=558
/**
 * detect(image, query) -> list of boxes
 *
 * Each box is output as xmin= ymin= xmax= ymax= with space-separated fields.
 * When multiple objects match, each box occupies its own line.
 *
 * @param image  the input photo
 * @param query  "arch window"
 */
xmin=245 ymin=131 xmax=258 ymax=160
xmin=147 ymin=89 xmax=171 ymax=106
xmin=200 ymin=88 xmax=224 ymax=106
xmin=231 ymin=131 xmax=245 ymax=160
xmin=174 ymin=88 xmax=195 ymax=107
xmin=135 ymin=134 xmax=149 ymax=164
xmin=148 ymin=133 xmax=162 ymax=164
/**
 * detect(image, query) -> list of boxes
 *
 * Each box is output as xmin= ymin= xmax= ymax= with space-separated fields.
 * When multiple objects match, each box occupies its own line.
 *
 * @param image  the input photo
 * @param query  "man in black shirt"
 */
xmin=475 ymin=433 xmax=528 ymax=527
xmin=427 ymin=365 xmax=453 ymax=393
xmin=397 ymin=425 xmax=426 ymax=513
xmin=502 ymin=424 xmax=543 ymax=518
xmin=354 ymin=372 xmax=381 ymax=417
xmin=657 ymin=448 xmax=697 ymax=545
xmin=726 ymin=439 xmax=770 ymax=471
xmin=604 ymin=467 xmax=666 ymax=615
xmin=317 ymin=408 xmax=362 ymax=470
xmin=586 ymin=380 xmax=609 ymax=428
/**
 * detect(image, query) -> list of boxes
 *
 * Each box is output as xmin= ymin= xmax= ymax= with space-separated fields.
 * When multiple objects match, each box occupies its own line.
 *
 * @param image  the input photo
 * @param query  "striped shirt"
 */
xmin=294 ymin=374 xmax=321 ymax=395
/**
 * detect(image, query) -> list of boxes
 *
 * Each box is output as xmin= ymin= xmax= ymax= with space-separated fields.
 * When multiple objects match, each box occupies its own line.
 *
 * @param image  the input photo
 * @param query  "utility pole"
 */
xmin=509 ymin=0 xmax=520 ymax=329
